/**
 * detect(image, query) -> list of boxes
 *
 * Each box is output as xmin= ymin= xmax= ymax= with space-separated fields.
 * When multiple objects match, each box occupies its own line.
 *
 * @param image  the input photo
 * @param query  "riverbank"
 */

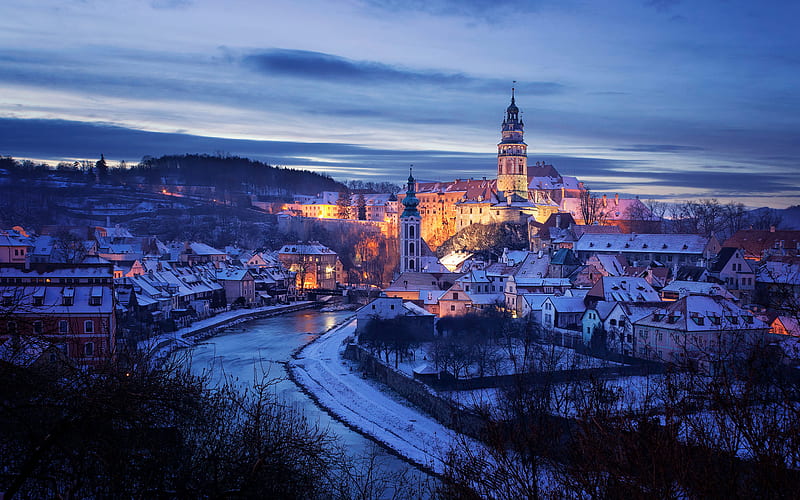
xmin=138 ymin=301 xmax=317 ymax=356
xmin=288 ymin=318 xmax=487 ymax=476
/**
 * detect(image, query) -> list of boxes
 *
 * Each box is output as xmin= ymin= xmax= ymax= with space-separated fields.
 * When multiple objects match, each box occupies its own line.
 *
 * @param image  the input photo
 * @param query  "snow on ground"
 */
xmin=290 ymin=319 xmax=486 ymax=475
xmin=392 ymin=341 xmax=619 ymax=382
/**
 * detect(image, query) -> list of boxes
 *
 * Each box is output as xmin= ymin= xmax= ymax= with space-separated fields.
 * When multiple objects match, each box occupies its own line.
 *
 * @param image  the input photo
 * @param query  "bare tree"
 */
xmin=579 ymin=187 xmax=607 ymax=226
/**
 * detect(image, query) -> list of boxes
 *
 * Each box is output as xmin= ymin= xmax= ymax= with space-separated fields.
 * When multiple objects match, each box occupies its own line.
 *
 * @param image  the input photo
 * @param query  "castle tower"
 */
xmin=399 ymin=168 xmax=421 ymax=273
xmin=496 ymin=87 xmax=528 ymax=200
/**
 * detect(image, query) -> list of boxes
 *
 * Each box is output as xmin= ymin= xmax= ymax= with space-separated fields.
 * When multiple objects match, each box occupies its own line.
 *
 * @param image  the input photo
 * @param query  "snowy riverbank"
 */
xmin=289 ymin=319 xmax=488 ymax=476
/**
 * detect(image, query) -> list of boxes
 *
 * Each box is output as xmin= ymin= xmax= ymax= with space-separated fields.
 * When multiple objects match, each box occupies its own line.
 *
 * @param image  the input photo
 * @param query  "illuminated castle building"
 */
xmin=397 ymin=89 xmax=576 ymax=248
xmin=289 ymin=90 xmax=651 ymax=249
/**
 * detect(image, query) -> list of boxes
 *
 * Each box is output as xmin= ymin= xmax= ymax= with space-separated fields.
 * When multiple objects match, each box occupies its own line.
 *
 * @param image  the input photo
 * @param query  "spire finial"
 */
xmin=511 ymin=81 xmax=516 ymax=103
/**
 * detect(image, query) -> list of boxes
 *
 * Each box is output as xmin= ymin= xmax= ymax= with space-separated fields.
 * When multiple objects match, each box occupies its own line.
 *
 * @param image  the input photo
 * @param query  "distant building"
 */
xmin=215 ymin=267 xmax=256 ymax=306
xmin=633 ymin=295 xmax=767 ymax=371
xmin=723 ymin=229 xmax=800 ymax=260
xmin=278 ymin=241 xmax=340 ymax=290
xmin=0 ymin=262 xmax=117 ymax=368
xmin=0 ymin=229 xmax=31 ymax=264
xmin=574 ymin=233 xmax=720 ymax=269
xmin=355 ymin=296 xmax=435 ymax=338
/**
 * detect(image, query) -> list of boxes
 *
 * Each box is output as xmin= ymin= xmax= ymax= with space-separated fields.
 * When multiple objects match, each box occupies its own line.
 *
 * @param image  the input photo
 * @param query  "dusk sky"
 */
xmin=1 ymin=0 xmax=798 ymax=208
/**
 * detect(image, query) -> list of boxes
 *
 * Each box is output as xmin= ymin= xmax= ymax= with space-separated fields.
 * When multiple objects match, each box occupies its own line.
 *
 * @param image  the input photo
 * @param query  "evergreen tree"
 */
xmin=95 ymin=154 xmax=108 ymax=180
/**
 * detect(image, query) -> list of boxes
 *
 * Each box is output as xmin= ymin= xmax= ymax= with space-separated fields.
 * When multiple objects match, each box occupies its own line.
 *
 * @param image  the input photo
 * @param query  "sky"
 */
xmin=1 ymin=0 xmax=798 ymax=208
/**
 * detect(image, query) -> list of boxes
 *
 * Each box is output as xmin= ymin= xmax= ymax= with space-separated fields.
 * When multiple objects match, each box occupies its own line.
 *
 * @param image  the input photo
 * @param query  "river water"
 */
xmin=182 ymin=308 xmax=430 ymax=490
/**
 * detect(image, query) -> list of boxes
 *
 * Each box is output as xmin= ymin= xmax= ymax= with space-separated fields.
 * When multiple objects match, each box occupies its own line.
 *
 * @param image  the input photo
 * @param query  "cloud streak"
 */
xmin=243 ymin=49 xmax=565 ymax=94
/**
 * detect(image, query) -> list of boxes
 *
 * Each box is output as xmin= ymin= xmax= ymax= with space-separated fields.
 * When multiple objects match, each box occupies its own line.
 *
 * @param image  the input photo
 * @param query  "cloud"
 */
xmin=358 ymin=0 xmax=541 ymax=21
xmin=242 ymin=49 xmax=564 ymax=94
xmin=613 ymin=144 xmax=706 ymax=153
xmin=149 ymin=0 xmax=193 ymax=9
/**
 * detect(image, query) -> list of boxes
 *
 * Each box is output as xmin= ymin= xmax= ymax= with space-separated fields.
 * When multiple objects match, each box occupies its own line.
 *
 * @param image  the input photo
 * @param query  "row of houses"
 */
xmin=0 ymin=226 xmax=343 ymax=368
xmin=375 ymin=227 xmax=800 ymax=369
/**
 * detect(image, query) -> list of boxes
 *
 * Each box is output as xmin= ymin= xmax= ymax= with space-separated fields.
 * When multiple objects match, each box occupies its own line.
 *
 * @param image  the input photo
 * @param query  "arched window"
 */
xmin=408 ymin=259 xmax=415 ymax=270
xmin=409 ymin=225 xmax=414 ymax=238
xmin=409 ymin=242 xmax=415 ymax=254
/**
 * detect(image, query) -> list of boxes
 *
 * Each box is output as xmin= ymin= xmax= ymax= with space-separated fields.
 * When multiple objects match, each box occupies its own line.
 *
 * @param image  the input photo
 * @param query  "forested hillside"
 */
xmin=132 ymin=154 xmax=345 ymax=195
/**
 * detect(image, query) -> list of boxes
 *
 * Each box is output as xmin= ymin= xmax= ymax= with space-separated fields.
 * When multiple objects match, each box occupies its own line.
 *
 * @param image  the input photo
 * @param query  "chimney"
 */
xmin=615 ymin=193 xmax=619 ymax=205
xmin=602 ymin=194 xmax=607 ymax=207
xmin=556 ymin=214 xmax=561 ymax=228
xmin=770 ymin=225 xmax=776 ymax=232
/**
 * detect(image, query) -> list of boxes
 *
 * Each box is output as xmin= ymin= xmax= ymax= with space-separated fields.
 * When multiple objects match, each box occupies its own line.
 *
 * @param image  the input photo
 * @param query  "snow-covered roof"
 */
xmin=385 ymin=272 xmax=462 ymax=292
xmin=278 ymin=242 xmax=336 ymax=255
xmin=0 ymin=264 xmax=113 ymax=279
xmin=522 ymin=293 xmax=552 ymax=309
xmin=468 ymin=292 xmax=504 ymax=305
xmin=576 ymin=233 xmax=710 ymax=255
xmin=757 ymin=260 xmax=800 ymax=284
xmin=512 ymin=252 xmax=550 ymax=279
xmin=661 ymin=280 xmax=735 ymax=300
xmin=591 ymin=254 xmax=627 ymax=276
xmin=215 ymin=268 xmax=252 ymax=281
xmin=547 ymin=296 xmax=586 ymax=313
xmin=515 ymin=277 xmax=572 ymax=287
xmin=588 ymin=276 xmax=661 ymax=302
xmin=636 ymin=295 xmax=767 ymax=332
xmin=585 ymin=301 xmax=617 ymax=320
xmin=0 ymin=232 xmax=32 ymax=247
xmin=500 ymin=248 xmax=529 ymax=266
xmin=772 ymin=315 xmax=800 ymax=336
xmin=1 ymin=284 xmax=114 ymax=315
xmin=402 ymin=301 xmax=434 ymax=316
xmin=609 ymin=302 xmax=664 ymax=323
xmin=439 ymin=251 xmax=474 ymax=272
xmin=189 ymin=242 xmax=225 ymax=256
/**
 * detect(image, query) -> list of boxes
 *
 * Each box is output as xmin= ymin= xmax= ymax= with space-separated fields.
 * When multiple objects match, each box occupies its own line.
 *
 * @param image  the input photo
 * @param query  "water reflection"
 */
xmin=181 ymin=309 xmax=420 ymax=465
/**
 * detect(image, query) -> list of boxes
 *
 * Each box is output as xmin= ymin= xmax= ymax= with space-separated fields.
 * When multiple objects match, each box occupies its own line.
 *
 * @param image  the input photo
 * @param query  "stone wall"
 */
xmin=344 ymin=343 xmax=487 ymax=439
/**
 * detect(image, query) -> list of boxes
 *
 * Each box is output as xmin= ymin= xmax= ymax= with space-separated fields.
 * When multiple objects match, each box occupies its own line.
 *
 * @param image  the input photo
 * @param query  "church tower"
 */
xmin=399 ymin=168 xmax=421 ymax=273
xmin=496 ymin=88 xmax=529 ymax=200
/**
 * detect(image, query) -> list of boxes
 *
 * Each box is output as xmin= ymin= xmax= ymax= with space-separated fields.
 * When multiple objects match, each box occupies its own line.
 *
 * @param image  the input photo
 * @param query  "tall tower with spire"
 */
xmin=496 ymin=87 xmax=529 ymax=200
xmin=399 ymin=167 xmax=421 ymax=273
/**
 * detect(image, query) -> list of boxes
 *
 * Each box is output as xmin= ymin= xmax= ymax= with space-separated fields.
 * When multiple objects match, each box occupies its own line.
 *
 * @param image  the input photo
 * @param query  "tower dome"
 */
xmin=401 ymin=168 xmax=420 ymax=217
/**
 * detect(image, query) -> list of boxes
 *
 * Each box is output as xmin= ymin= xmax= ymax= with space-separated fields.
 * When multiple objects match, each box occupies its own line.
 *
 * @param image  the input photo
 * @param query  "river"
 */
xmin=182 ymin=308 xmax=431 ymax=492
